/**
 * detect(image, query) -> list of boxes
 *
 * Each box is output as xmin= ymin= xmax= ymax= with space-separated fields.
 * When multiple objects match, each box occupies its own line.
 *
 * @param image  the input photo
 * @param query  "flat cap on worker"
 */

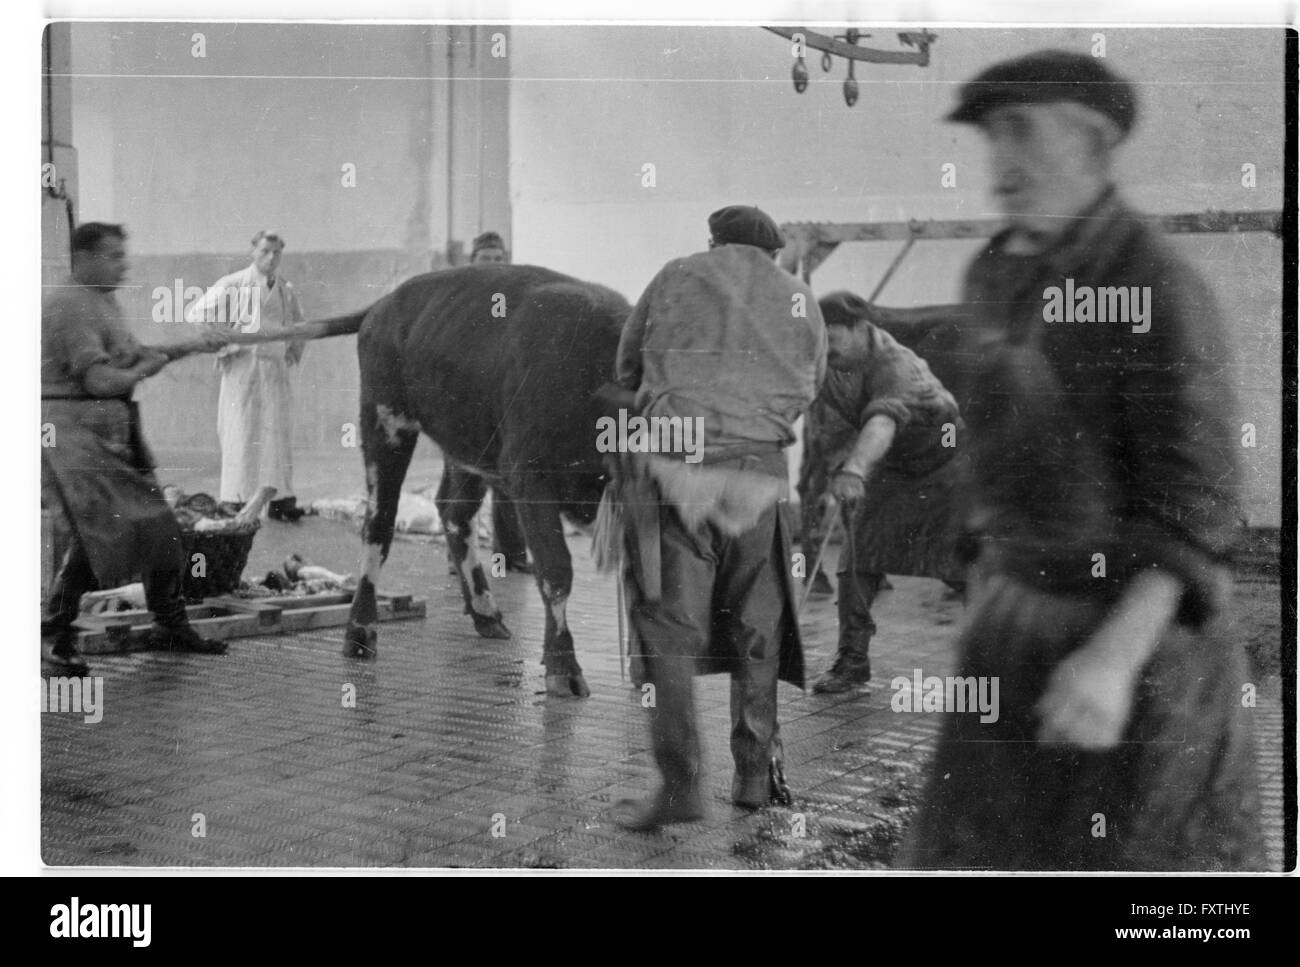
xmin=818 ymin=290 xmax=874 ymax=329
xmin=946 ymin=49 xmax=1138 ymax=137
xmin=708 ymin=205 xmax=786 ymax=251
xmin=471 ymin=231 xmax=506 ymax=257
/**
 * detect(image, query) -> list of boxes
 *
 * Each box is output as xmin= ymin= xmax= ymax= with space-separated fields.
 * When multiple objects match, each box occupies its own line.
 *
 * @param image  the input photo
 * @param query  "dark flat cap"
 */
xmin=471 ymin=231 xmax=506 ymax=255
xmin=819 ymin=290 xmax=873 ymax=328
xmin=946 ymin=49 xmax=1137 ymax=136
xmin=708 ymin=205 xmax=786 ymax=251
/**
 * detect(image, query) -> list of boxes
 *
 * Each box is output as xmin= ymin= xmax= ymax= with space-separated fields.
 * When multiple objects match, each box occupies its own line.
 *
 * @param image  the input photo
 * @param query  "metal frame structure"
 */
xmin=780 ymin=209 xmax=1285 ymax=283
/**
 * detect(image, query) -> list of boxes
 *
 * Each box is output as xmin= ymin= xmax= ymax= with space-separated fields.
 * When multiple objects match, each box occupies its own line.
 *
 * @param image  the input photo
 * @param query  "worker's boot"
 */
xmin=268 ymin=496 xmax=306 ymax=522
xmin=734 ymin=757 xmax=794 ymax=810
xmin=42 ymin=546 xmax=93 ymax=676
xmin=612 ymin=788 xmax=707 ymax=831
xmin=812 ymin=646 xmax=872 ymax=693
xmin=42 ymin=623 xmax=90 ymax=677
xmin=143 ymin=568 xmax=227 ymax=654
xmin=813 ymin=570 xmax=882 ymax=694
xmin=146 ymin=623 xmax=228 ymax=655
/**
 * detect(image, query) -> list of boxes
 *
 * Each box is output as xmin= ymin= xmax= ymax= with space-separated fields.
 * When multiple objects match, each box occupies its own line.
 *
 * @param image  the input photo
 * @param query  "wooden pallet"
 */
xmin=74 ymin=590 xmax=425 ymax=654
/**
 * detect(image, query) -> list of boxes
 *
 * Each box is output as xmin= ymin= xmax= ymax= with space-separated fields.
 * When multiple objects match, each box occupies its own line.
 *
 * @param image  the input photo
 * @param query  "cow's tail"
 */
xmin=222 ymin=306 xmax=372 ymax=347
xmin=304 ymin=307 xmax=372 ymax=339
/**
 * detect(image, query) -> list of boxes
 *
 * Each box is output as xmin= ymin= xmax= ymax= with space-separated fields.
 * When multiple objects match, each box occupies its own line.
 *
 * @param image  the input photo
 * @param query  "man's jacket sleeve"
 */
xmin=47 ymin=297 xmax=111 ymax=386
xmin=184 ymin=275 xmax=235 ymax=327
xmin=186 ymin=272 xmax=249 ymax=359
xmin=1113 ymin=253 xmax=1242 ymax=629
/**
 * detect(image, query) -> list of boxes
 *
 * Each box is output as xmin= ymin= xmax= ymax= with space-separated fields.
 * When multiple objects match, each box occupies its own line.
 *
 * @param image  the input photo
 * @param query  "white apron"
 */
xmin=186 ymin=266 xmax=304 ymax=503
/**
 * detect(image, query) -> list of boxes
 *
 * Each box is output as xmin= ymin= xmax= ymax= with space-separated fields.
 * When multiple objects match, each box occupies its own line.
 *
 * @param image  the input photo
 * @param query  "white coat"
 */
xmin=185 ymin=265 xmax=305 ymax=503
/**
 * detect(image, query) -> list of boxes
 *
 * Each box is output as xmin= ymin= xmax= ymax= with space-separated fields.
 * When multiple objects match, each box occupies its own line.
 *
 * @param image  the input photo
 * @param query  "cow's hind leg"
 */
xmin=436 ymin=466 xmax=511 ymax=639
xmin=344 ymin=405 xmax=418 ymax=658
xmin=515 ymin=498 xmax=589 ymax=698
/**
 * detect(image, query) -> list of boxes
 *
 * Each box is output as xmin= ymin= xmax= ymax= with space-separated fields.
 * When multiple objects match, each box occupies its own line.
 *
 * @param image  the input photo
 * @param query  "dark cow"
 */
xmin=334 ymin=265 xmax=630 ymax=698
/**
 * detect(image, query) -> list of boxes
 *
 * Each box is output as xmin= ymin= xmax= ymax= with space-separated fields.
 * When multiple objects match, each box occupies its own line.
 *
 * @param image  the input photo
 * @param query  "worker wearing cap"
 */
xmin=467 ymin=230 xmax=507 ymax=265
xmin=810 ymin=291 xmax=966 ymax=694
xmin=901 ymin=51 xmax=1263 ymax=869
xmin=609 ymin=205 xmax=826 ymax=830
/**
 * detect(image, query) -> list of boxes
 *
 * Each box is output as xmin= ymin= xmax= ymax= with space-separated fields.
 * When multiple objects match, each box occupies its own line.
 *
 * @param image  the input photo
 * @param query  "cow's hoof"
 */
xmin=343 ymin=624 xmax=377 ymax=659
xmin=545 ymin=673 xmax=591 ymax=698
xmin=472 ymin=614 xmax=512 ymax=639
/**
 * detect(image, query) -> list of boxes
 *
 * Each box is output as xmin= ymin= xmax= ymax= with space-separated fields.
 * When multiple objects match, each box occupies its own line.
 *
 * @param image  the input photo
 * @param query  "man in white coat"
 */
xmin=186 ymin=230 xmax=308 ymax=521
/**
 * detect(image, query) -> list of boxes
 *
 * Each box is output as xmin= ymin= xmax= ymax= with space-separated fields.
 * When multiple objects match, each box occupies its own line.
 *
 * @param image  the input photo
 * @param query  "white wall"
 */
xmin=69 ymin=22 xmax=511 ymax=258
xmin=509 ymin=25 xmax=1283 ymax=299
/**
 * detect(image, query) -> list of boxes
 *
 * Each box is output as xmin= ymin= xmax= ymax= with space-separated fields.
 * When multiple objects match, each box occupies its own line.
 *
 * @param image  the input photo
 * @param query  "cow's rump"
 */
xmin=357 ymin=265 xmax=629 ymax=496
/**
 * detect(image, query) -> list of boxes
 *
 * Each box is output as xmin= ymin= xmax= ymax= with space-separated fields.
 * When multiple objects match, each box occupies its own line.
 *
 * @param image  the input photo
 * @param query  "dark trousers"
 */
xmin=835 ymin=569 xmax=885 ymax=658
xmin=42 ymin=539 xmax=189 ymax=649
xmin=629 ymin=502 xmax=785 ymax=805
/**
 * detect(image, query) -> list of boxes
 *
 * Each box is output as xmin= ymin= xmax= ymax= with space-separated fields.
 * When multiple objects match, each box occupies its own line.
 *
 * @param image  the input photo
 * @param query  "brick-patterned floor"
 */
xmin=41 ymin=512 xmax=1287 ymax=870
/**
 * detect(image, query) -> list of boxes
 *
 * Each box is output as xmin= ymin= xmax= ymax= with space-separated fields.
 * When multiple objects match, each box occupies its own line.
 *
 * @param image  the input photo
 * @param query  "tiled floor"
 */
xmin=41 ymin=515 xmax=1287 ymax=870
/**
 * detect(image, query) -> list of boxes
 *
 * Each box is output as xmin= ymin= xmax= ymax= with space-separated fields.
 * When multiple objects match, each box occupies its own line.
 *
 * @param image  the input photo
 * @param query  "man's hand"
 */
xmin=828 ymin=468 xmax=865 ymax=505
xmin=1035 ymin=634 xmax=1139 ymax=750
xmin=1035 ymin=570 xmax=1182 ymax=750
xmin=84 ymin=347 xmax=169 ymax=396
xmin=135 ymin=348 xmax=171 ymax=378
xmin=198 ymin=327 xmax=230 ymax=352
xmin=286 ymin=338 xmax=305 ymax=367
xmin=834 ymin=414 xmax=896 ymax=504
xmin=154 ymin=328 xmax=230 ymax=360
